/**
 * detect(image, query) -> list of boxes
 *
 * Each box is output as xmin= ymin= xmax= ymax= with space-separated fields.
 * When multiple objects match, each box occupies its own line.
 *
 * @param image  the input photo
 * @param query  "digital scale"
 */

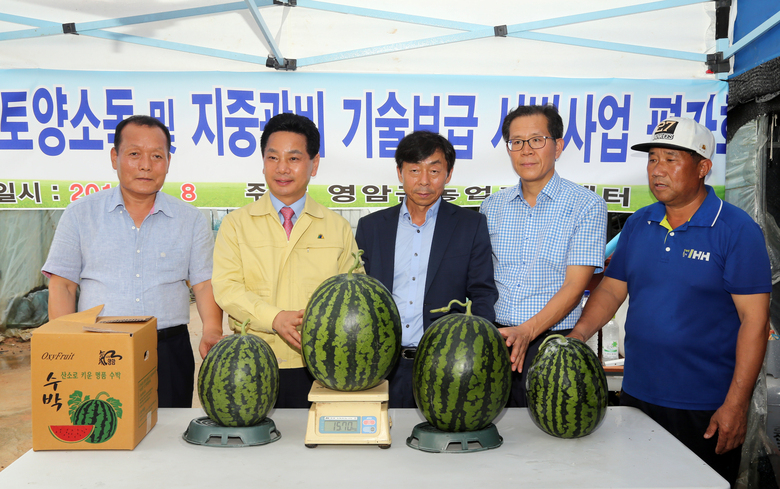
xmin=304 ymin=380 xmax=392 ymax=448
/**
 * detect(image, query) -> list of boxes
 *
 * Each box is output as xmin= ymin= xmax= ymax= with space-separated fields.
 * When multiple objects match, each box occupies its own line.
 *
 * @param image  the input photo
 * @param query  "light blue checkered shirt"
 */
xmin=480 ymin=171 xmax=607 ymax=330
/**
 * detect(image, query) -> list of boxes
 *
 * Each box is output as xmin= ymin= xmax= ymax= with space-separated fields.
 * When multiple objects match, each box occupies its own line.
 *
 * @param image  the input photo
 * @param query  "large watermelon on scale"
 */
xmin=301 ymin=251 xmax=401 ymax=391
xmin=198 ymin=319 xmax=279 ymax=427
xmin=413 ymin=299 xmax=511 ymax=432
xmin=526 ymin=334 xmax=608 ymax=438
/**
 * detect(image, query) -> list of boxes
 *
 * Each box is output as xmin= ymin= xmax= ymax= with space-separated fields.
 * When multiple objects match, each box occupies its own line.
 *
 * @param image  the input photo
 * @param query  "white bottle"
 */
xmin=602 ymin=317 xmax=619 ymax=362
xmin=581 ymin=291 xmax=599 ymax=355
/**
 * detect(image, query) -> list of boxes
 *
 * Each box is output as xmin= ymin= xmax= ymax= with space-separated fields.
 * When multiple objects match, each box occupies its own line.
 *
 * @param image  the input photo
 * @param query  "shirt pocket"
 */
xmin=294 ymin=241 xmax=344 ymax=277
xmin=538 ymin=241 xmax=567 ymax=276
xmin=155 ymin=246 xmax=188 ymax=284
xmin=240 ymin=238 xmax=281 ymax=286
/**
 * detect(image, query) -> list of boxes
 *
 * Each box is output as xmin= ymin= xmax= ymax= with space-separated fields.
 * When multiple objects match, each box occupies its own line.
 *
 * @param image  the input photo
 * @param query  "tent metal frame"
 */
xmin=0 ymin=0 xmax=774 ymax=74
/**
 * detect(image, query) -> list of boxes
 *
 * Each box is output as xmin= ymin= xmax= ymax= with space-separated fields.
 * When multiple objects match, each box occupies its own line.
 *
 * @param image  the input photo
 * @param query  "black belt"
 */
xmin=158 ymin=324 xmax=188 ymax=340
xmin=400 ymin=348 xmax=417 ymax=360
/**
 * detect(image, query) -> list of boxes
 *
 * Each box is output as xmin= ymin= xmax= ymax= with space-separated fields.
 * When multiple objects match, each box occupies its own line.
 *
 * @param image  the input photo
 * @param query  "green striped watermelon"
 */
xmin=526 ymin=334 xmax=608 ymax=438
xmin=70 ymin=392 xmax=122 ymax=444
xmin=198 ymin=319 xmax=279 ymax=427
xmin=413 ymin=299 xmax=511 ymax=432
xmin=301 ymin=251 xmax=401 ymax=391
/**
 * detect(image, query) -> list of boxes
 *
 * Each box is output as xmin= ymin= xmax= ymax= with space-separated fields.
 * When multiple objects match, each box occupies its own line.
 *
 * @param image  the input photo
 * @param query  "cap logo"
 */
xmin=654 ymin=120 xmax=678 ymax=134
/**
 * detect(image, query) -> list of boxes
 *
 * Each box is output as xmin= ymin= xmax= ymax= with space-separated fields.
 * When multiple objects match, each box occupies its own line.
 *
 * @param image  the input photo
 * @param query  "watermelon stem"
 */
xmin=430 ymin=298 xmax=472 ymax=316
xmin=95 ymin=391 xmax=110 ymax=401
xmin=239 ymin=318 xmax=250 ymax=336
xmin=539 ymin=334 xmax=565 ymax=350
xmin=349 ymin=250 xmax=365 ymax=277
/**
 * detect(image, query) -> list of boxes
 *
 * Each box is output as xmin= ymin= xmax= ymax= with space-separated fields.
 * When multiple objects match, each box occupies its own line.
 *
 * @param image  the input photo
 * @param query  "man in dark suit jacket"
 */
xmin=355 ymin=131 xmax=498 ymax=408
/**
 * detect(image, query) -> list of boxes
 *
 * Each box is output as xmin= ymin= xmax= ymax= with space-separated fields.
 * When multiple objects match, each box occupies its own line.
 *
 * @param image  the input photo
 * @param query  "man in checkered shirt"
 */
xmin=480 ymin=104 xmax=607 ymax=407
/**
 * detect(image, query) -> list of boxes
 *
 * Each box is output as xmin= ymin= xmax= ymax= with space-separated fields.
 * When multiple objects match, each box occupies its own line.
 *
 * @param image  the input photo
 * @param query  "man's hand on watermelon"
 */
xmin=273 ymin=309 xmax=305 ymax=350
xmin=501 ymin=265 xmax=597 ymax=372
xmin=199 ymin=327 xmax=226 ymax=359
xmin=499 ymin=323 xmax=534 ymax=372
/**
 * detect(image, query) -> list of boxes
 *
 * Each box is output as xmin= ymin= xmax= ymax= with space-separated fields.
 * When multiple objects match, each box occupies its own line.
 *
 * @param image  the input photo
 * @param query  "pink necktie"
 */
xmin=281 ymin=206 xmax=294 ymax=240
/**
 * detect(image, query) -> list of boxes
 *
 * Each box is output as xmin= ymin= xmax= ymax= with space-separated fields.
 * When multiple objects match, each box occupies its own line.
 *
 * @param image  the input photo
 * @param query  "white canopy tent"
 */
xmin=2 ymin=1 xmax=780 ymax=483
xmin=1 ymin=0 xmax=718 ymax=77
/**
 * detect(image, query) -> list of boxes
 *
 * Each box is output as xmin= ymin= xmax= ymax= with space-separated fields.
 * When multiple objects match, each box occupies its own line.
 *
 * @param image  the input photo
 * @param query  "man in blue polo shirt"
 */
xmin=569 ymin=117 xmax=771 ymax=485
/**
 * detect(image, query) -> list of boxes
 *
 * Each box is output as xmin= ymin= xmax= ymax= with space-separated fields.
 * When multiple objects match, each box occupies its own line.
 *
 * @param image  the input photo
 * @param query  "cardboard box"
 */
xmin=31 ymin=305 xmax=158 ymax=450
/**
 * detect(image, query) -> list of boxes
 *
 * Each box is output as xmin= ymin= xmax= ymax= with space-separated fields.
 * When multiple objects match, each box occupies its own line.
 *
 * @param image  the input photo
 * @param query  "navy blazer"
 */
xmin=355 ymin=200 xmax=497 ymax=331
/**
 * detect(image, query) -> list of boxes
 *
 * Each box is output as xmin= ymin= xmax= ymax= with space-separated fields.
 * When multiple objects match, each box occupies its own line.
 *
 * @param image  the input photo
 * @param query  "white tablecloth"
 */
xmin=1 ymin=407 xmax=727 ymax=488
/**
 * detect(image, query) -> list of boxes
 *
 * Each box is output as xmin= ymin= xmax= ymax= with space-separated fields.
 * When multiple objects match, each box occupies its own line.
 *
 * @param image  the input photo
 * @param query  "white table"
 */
xmin=1 ymin=407 xmax=727 ymax=488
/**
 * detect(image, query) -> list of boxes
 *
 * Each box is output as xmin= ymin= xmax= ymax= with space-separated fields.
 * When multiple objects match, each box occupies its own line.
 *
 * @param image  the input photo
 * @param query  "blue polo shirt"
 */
xmin=606 ymin=186 xmax=771 ymax=410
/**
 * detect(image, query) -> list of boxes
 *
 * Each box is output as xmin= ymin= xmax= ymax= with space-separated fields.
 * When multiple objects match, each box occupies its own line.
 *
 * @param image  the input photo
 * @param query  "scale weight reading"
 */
xmin=319 ymin=415 xmax=378 ymax=434
xmin=305 ymin=380 xmax=391 ymax=448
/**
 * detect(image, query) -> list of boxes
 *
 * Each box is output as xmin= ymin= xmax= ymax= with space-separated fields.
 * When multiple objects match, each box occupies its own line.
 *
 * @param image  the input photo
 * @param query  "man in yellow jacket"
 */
xmin=210 ymin=112 xmax=360 ymax=408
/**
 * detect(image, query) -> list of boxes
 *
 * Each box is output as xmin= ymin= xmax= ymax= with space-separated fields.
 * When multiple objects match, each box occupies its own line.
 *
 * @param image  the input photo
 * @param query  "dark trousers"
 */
xmin=386 ymin=356 xmax=416 ymax=408
xmin=496 ymin=326 xmax=572 ymax=407
xmin=157 ymin=325 xmax=195 ymax=408
xmin=620 ymin=390 xmax=741 ymax=487
xmin=275 ymin=367 xmax=317 ymax=408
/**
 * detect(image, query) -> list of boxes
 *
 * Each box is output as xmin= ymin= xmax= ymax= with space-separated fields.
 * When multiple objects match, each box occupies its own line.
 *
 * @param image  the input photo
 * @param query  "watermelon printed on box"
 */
xmin=69 ymin=391 xmax=122 ymax=444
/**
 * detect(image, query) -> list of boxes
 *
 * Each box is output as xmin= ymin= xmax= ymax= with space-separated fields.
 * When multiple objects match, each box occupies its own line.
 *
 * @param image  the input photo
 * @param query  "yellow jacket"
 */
xmin=212 ymin=193 xmax=360 ymax=369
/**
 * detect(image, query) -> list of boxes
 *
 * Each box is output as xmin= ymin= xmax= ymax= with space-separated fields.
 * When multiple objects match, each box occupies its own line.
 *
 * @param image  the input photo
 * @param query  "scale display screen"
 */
xmin=319 ymin=416 xmax=377 ymax=434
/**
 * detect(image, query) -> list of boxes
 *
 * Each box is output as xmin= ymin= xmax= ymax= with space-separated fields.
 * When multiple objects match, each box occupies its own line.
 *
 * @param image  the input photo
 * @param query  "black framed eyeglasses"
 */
xmin=506 ymin=136 xmax=555 ymax=152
